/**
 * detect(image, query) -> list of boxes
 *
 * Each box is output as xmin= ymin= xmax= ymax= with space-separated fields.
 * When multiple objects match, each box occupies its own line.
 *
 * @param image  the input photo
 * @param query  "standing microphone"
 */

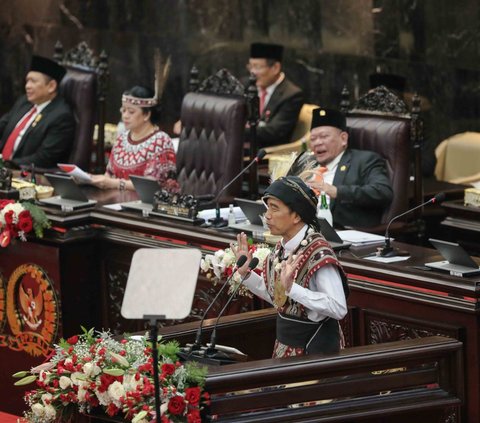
xmin=209 ymin=149 xmax=266 ymax=227
xmin=379 ymin=192 xmax=446 ymax=257
xmin=205 ymin=257 xmax=260 ymax=358
xmin=187 ymin=255 xmax=247 ymax=353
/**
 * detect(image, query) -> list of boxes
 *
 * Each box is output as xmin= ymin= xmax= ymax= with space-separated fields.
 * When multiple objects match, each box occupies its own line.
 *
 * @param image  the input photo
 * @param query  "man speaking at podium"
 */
xmin=231 ymin=176 xmax=348 ymax=358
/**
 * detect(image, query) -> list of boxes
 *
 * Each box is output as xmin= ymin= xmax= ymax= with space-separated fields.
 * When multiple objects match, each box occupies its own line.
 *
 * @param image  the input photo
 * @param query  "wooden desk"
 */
xmin=1 ymin=187 xmax=480 ymax=420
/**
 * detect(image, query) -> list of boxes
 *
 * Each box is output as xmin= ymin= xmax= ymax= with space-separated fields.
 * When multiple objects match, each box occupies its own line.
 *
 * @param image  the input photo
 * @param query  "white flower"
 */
xmin=83 ymin=362 xmax=101 ymax=377
xmin=31 ymin=362 xmax=56 ymax=374
xmin=70 ymin=372 xmax=85 ymax=385
xmin=41 ymin=393 xmax=53 ymax=406
xmin=95 ymin=389 xmax=112 ymax=406
xmin=123 ymin=373 xmax=143 ymax=391
xmin=160 ymin=402 xmax=168 ymax=415
xmin=200 ymin=257 xmax=212 ymax=272
xmin=77 ymin=381 xmax=89 ymax=402
xmin=253 ymin=247 xmax=271 ymax=267
xmin=44 ymin=404 xmax=56 ymax=420
xmin=31 ymin=403 xmax=45 ymax=417
xmin=0 ymin=203 xmax=25 ymax=224
xmin=59 ymin=375 xmax=72 ymax=390
xmin=108 ymin=381 xmax=125 ymax=407
xmin=39 ymin=370 xmax=51 ymax=384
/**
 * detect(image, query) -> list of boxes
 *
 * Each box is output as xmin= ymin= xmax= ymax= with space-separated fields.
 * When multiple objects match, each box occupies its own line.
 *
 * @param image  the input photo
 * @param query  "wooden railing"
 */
xmin=204 ymin=336 xmax=463 ymax=422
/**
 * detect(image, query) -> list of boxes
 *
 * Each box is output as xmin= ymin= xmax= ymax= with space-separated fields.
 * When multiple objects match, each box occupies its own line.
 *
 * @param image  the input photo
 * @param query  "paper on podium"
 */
xmin=57 ymin=163 xmax=92 ymax=184
xmin=337 ymin=230 xmax=388 ymax=247
xmin=121 ymin=248 xmax=202 ymax=320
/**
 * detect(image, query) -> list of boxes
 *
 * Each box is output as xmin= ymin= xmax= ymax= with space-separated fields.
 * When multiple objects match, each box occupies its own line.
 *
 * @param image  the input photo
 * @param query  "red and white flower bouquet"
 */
xmin=13 ymin=328 xmax=209 ymax=423
xmin=0 ymin=199 xmax=50 ymax=247
xmin=200 ymin=243 xmax=272 ymax=297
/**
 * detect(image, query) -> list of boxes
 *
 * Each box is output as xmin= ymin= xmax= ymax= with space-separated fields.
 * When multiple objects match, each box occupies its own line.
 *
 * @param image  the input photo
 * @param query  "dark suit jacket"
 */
xmin=0 ymin=95 xmax=75 ymax=168
xmin=289 ymin=149 xmax=393 ymax=229
xmin=255 ymin=77 xmax=304 ymax=147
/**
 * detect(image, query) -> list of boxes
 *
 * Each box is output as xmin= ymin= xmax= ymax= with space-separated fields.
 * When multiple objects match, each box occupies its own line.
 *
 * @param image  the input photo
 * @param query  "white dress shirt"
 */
xmin=262 ymin=72 xmax=285 ymax=109
xmin=243 ymin=225 xmax=348 ymax=322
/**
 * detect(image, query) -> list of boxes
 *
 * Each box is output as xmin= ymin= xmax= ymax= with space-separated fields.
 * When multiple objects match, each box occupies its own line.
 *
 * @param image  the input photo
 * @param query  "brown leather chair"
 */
xmin=176 ymin=69 xmax=246 ymax=203
xmin=344 ymin=85 xmax=423 ymax=228
xmin=54 ymin=41 xmax=108 ymax=172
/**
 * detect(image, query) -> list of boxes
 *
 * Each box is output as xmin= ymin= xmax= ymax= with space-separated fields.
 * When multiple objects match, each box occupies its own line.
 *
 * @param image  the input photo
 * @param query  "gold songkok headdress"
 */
xmin=122 ymin=49 xmax=171 ymax=108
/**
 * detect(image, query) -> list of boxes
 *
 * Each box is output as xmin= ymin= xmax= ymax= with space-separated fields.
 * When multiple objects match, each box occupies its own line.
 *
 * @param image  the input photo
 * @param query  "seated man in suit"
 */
xmin=0 ymin=55 xmax=75 ymax=169
xmin=246 ymin=42 xmax=304 ymax=147
xmin=289 ymin=108 xmax=393 ymax=229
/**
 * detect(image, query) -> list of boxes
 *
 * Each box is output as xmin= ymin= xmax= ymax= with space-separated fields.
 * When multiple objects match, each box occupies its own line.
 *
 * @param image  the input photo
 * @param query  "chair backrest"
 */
xmin=434 ymin=131 xmax=480 ymax=183
xmin=344 ymin=85 xmax=421 ymax=224
xmin=176 ymin=69 xmax=246 ymax=202
xmin=54 ymin=41 xmax=108 ymax=172
xmin=289 ymin=103 xmax=318 ymax=143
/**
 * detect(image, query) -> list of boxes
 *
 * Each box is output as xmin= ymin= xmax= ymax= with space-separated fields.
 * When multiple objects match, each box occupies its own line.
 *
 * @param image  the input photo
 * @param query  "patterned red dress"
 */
xmin=106 ymin=129 xmax=180 ymax=192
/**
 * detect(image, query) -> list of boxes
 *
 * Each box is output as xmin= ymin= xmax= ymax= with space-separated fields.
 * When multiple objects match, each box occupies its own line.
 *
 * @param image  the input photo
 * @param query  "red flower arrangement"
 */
xmin=13 ymin=328 xmax=209 ymax=423
xmin=0 ymin=199 xmax=50 ymax=247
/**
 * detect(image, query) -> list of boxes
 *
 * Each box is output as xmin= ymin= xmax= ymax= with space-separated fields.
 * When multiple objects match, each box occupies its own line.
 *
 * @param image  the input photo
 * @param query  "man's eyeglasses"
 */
xmin=246 ymin=63 xmax=270 ymax=72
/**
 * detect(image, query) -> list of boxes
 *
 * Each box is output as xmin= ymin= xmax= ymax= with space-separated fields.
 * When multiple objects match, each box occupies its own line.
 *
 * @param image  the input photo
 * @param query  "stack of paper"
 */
xmin=57 ymin=163 xmax=92 ymax=184
xmin=337 ymin=230 xmax=388 ymax=247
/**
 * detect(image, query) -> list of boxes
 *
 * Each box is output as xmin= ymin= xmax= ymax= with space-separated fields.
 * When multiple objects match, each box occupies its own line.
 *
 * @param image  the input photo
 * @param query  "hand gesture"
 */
xmin=279 ymin=253 xmax=303 ymax=293
xmin=229 ymin=232 xmax=252 ymax=277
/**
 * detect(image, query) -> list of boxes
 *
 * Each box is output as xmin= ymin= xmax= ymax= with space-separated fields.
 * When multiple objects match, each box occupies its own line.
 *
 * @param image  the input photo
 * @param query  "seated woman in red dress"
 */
xmin=90 ymin=86 xmax=179 ymax=192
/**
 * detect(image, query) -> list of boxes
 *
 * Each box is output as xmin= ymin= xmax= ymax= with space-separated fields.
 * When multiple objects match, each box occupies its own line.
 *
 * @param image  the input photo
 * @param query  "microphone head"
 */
xmin=248 ymin=257 xmax=260 ymax=270
xmin=433 ymin=192 xmax=446 ymax=203
xmin=256 ymin=149 xmax=266 ymax=160
xmin=236 ymin=255 xmax=248 ymax=268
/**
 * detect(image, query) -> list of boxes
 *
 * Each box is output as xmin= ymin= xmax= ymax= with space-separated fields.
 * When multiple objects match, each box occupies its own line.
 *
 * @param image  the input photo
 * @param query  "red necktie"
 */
xmin=259 ymin=88 xmax=267 ymax=116
xmin=2 ymin=106 xmax=37 ymax=160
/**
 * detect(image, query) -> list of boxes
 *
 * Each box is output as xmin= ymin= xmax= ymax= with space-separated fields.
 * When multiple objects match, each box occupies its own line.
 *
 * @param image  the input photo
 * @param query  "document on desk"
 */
xmin=337 ymin=230 xmax=388 ymax=247
xmin=364 ymin=255 xmax=410 ymax=263
xmin=198 ymin=207 xmax=246 ymax=221
xmin=57 ymin=163 xmax=92 ymax=184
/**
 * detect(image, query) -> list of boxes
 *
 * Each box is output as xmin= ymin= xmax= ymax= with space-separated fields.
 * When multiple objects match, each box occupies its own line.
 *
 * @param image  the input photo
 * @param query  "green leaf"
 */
xmin=132 ymin=411 xmax=148 ymax=423
xmin=14 ymin=375 xmax=37 ymax=386
xmin=12 ymin=371 xmax=29 ymax=378
xmin=103 ymin=368 xmax=125 ymax=376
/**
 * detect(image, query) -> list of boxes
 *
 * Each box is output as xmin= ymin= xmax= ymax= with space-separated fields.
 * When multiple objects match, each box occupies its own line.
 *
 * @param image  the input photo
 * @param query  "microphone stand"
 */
xmin=182 ymin=255 xmax=247 ymax=356
xmin=209 ymin=150 xmax=266 ymax=228
xmin=143 ymin=314 xmax=165 ymax=422
xmin=204 ymin=258 xmax=259 ymax=361
xmin=379 ymin=193 xmax=445 ymax=257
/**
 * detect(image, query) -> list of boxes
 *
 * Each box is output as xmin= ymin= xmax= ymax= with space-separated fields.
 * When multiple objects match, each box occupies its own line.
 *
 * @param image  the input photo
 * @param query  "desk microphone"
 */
xmin=189 ymin=255 xmax=247 ymax=353
xmin=205 ymin=257 xmax=259 ymax=358
xmin=379 ymin=192 xmax=446 ymax=257
xmin=210 ymin=149 xmax=266 ymax=227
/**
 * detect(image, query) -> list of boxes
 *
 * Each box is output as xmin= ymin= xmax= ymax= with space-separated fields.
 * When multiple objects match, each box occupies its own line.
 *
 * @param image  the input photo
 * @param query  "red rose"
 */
xmin=187 ymin=409 xmax=201 ymax=423
xmin=0 ymin=199 xmax=14 ymax=210
xmin=167 ymin=395 xmax=185 ymax=415
xmin=161 ymin=363 xmax=176 ymax=376
xmin=185 ymin=387 xmax=201 ymax=406
xmin=4 ymin=210 xmax=14 ymax=225
xmin=18 ymin=217 xmax=33 ymax=233
xmin=18 ymin=210 xmax=31 ymax=220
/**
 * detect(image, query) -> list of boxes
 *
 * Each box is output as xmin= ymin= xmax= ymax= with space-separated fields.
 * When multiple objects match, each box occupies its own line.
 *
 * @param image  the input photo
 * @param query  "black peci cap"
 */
xmin=311 ymin=108 xmax=347 ymax=131
xmin=250 ymin=42 xmax=283 ymax=62
xmin=30 ymin=55 xmax=67 ymax=83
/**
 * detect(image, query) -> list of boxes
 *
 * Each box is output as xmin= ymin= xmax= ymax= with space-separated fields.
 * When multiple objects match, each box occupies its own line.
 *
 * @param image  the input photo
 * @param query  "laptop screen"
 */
xmin=44 ymin=173 xmax=89 ymax=202
xmin=234 ymin=198 xmax=266 ymax=225
xmin=429 ymin=238 xmax=479 ymax=268
xmin=130 ymin=175 xmax=161 ymax=204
